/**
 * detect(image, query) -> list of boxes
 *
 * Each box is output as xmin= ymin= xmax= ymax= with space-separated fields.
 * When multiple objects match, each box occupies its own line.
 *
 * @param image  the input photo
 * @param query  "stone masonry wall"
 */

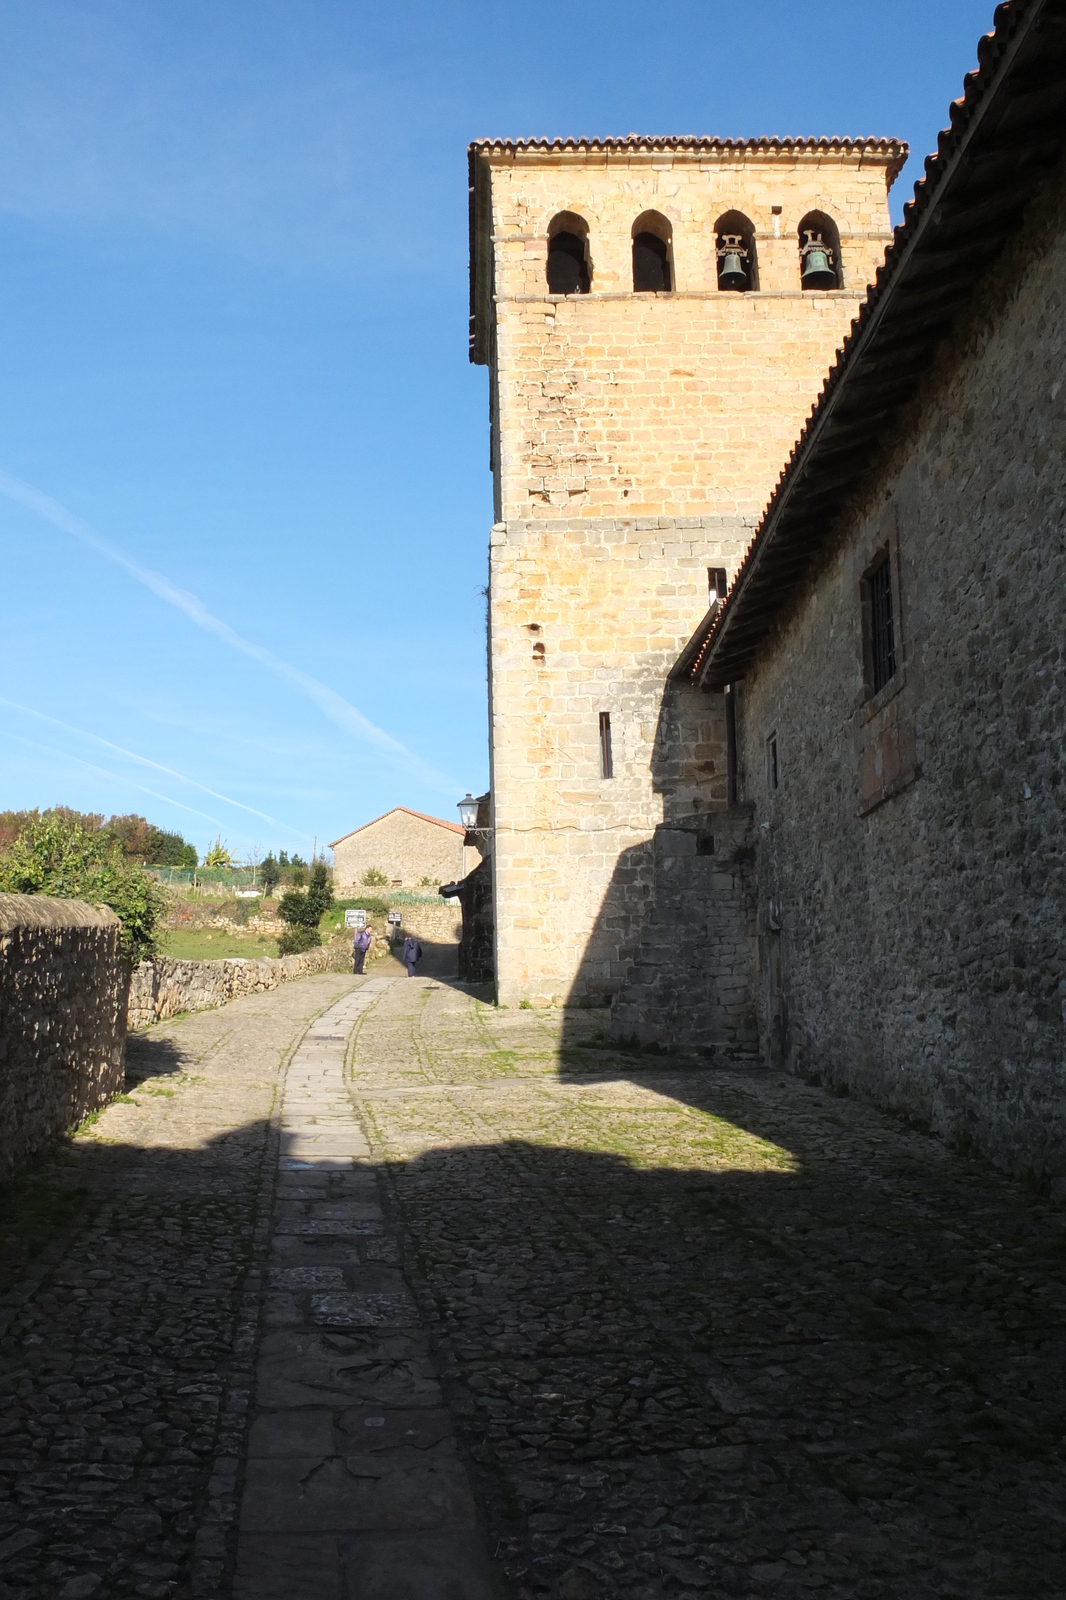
xmin=606 ymin=806 xmax=759 ymax=1058
xmin=0 ymin=893 xmax=127 ymax=1176
xmin=127 ymin=943 xmax=349 ymax=1030
xmin=481 ymin=147 xmax=899 ymax=1007
xmin=486 ymin=148 xmax=897 ymax=522
xmin=332 ymin=810 xmax=465 ymax=892
xmin=733 ymin=159 xmax=1066 ymax=1178
xmin=490 ymin=516 xmax=743 ymax=1006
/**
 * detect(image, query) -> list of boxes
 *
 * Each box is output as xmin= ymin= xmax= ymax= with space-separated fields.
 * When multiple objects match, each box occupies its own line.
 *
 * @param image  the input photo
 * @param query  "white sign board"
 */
xmin=344 ymin=909 xmax=367 ymax=929
xmin=387 ymin=912 xmax=402 ymax=925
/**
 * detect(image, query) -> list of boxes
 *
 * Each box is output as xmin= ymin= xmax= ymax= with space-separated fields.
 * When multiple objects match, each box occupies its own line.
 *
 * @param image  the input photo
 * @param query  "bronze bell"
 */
xmin=716 ymin=233 xmax=749 ymax=291
xmin=801 ymin=229 xmax=836 ymax=289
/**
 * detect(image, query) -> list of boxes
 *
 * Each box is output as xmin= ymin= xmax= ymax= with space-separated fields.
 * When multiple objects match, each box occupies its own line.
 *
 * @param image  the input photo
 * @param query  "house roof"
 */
xmin=329 ymin=808 xmax=465 ymax=850
xmin=676 ymin=0 xmax=1066 ymax=691
xmin=467 ymin=135 xmax=907 ymax=365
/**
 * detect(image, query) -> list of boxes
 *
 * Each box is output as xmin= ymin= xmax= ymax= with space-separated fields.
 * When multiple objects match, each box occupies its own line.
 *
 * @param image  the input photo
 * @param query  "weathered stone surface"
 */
xmin=607 ymin=806 xmax=759 ymax=1056
xmin=730 ymin=154 xmax=1066 ymax=1177
xmin=0 ymin=970 xmax=355 ymax=1599
xmin=7 ymin=974 xmax=1065 ymax=1599
xmin=473 ymin=144 xmax=902 ymax=1007
xmin=350 ymin=981 xmax=1066 ymax=1600
xmin=127 ymin=946 xmax=348 ymax=1030
xmin=0 ymin=893 xmax=127 ymax=1177
xmin=331 ymin=808 xmax=467 ymax=895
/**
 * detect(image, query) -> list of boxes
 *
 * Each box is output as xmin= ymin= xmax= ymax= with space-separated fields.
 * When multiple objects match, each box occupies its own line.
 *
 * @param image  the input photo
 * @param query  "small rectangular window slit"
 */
xmin=708 ymin=567 xmax=728 ymax=605
xmin=599 ymin=713 xmax=614 ymax=780
xmin=767 ymin=733 xmax=778 ymax=792
xmin=868 ymin=555 xmax=897 ymax=694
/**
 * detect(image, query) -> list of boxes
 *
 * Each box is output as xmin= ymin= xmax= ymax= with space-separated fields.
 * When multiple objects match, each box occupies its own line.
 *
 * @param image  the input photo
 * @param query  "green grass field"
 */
xmin=161 ymin=927 xmax=281 ymax=960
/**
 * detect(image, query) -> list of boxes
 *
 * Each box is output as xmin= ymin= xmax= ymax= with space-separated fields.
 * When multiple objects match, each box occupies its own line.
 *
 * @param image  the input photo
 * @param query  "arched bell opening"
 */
xmin=798 ymin=211 xmax=842 ymax=290
xmin=714 ymin=211 xmax=758 ymax=292
xmin=546 ymin=212 xmax=591 ymax=295
xmin=631 ymin=211 xmax=673 ymax=293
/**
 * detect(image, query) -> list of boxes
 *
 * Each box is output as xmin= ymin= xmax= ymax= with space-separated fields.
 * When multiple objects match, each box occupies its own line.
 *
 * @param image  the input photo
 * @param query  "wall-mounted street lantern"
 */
xmin=458 ymin=793 xmax=490 ymax=834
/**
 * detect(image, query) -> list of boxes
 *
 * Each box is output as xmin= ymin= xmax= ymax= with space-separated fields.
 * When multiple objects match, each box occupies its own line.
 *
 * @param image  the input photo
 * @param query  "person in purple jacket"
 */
xmin=352 ymin=925 xmax=372 ymax=974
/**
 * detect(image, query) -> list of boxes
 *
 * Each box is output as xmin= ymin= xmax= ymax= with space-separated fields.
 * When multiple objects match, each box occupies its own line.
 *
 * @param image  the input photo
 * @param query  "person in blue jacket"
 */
xmin=401 ymin=933 xmax=422 ymax=977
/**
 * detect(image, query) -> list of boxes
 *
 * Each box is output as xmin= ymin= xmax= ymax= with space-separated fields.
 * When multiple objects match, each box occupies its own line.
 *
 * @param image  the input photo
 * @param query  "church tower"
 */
xmin=468 ymin=135 xmax=906 ymax=1006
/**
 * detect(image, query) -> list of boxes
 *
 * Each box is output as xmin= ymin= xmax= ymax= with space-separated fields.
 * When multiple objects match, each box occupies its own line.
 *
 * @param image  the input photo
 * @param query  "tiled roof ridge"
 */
xmin=328 ymin=807 xmax=465 ymax=849
xmin=471 ymin=133 xmax=906 ymax=170
xmin=683 ymin=0 xmax=1043 ymax=686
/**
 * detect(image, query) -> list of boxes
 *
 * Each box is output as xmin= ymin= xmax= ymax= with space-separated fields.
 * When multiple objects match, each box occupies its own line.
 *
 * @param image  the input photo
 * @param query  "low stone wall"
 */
xmin=0 ymin=892 xmax=128 ymax=1176
xmin=128 ymin=943 xmax=349 ymax=1030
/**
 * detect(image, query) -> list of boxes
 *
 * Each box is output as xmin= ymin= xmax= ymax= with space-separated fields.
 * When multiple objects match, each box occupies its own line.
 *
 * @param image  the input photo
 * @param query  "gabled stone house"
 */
xmin=330 ymin=808 xmax=466 ymax=893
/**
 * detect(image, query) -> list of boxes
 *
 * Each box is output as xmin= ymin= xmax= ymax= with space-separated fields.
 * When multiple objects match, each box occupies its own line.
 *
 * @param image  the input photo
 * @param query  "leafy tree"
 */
xmin=203 ymin=838 xmax=234 ymax=868
xmin=260 ymin=854 xmax=280 ymax=896
xmin=103 ymin=814 xmax=160 ymax=861
xmin=290 ymin=865 xmax=306 ymax=888
xmin=291 ymin=854 xmax=307 ymax=869
xmin=0 ymin=814 xmax=166 ymax=962
xmin=361 ymin=866 xmax=388 ymax=887
xmin=278 ymin=850 xmax=290 ymax=868
xmin=150 ymin=830 xmax=197 ymax=868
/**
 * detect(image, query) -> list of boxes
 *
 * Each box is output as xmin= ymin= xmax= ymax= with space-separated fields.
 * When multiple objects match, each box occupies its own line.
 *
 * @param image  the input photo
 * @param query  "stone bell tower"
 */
xmin=468 ymin=134 xmax=906 ymax=1006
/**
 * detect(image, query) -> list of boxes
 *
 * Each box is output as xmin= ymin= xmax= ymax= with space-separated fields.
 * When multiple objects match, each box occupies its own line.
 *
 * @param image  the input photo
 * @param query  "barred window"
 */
xmin=869 ymin=554 xmax=897 ymax=693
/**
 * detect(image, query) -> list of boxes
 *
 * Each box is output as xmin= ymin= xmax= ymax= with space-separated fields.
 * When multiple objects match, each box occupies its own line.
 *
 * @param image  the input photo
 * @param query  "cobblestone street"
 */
xmin=2 ymin=972 xmax=1066 ymax=1599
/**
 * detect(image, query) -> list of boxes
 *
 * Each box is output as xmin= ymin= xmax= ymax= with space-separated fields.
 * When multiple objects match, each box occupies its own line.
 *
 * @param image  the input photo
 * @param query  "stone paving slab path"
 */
xmin=0 ymin=971 xmax=357 ymax=1600
xmin=3 ymin=970 xmax=1066 ymax=1600
xmin=232 ymin=978 xmax=502 ymax=1600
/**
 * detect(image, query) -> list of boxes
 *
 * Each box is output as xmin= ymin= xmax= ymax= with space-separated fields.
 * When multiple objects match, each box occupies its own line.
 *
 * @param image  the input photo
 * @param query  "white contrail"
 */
xmin=0 ymin=694 xmax=287 ymax=830
xmin=8 ymin=732 xmax=231 ymax=831
xmin=0 ymin=468 xmax=455 ymax=791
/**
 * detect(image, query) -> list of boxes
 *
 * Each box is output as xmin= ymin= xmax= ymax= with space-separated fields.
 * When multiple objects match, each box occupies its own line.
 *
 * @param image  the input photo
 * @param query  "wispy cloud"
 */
xmin=0 ymin=693 xmax=290 ymax=831
xmin=8 ymin=730 xmax=230 ymax=832
xmin=0 ymin=468 xmax=455 ymax=793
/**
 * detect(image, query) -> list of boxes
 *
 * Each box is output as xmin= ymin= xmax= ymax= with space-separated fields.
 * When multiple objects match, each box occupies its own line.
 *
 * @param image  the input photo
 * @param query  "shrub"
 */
xmin=0 ymin=814 xmax=166 ymax=962
xmin=362 ymin=866 xmax=388 ymax=886
xmin=279 ymin=889 xmax=314 ymax=929
xmin=277 ymin=924 xmax=322 ymax=956
xmin=203 ymin=838 xmax=234 ymax=867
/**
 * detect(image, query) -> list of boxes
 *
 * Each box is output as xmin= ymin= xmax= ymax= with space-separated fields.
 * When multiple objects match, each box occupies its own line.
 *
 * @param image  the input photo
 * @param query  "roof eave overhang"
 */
xmin=684 ymin=0 xmax=1066 ymax=692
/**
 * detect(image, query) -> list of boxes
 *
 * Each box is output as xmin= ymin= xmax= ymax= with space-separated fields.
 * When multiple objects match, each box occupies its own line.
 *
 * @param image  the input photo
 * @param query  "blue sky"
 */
xmin=0 ymin=0 xmax=992 ymax=862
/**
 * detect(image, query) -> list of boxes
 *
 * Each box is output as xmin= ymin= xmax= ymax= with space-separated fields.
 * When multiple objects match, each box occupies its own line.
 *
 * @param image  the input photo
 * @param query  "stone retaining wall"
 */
xmin=605 ymin=807 xmax=759 ymax=1059
xmin=127 ymin=943 xmax=349 ymax=1030
xmin=0 ymin=892 xmax=128 ymax=1176
xmin=384 ymin=902 xmax=463 ymax=948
